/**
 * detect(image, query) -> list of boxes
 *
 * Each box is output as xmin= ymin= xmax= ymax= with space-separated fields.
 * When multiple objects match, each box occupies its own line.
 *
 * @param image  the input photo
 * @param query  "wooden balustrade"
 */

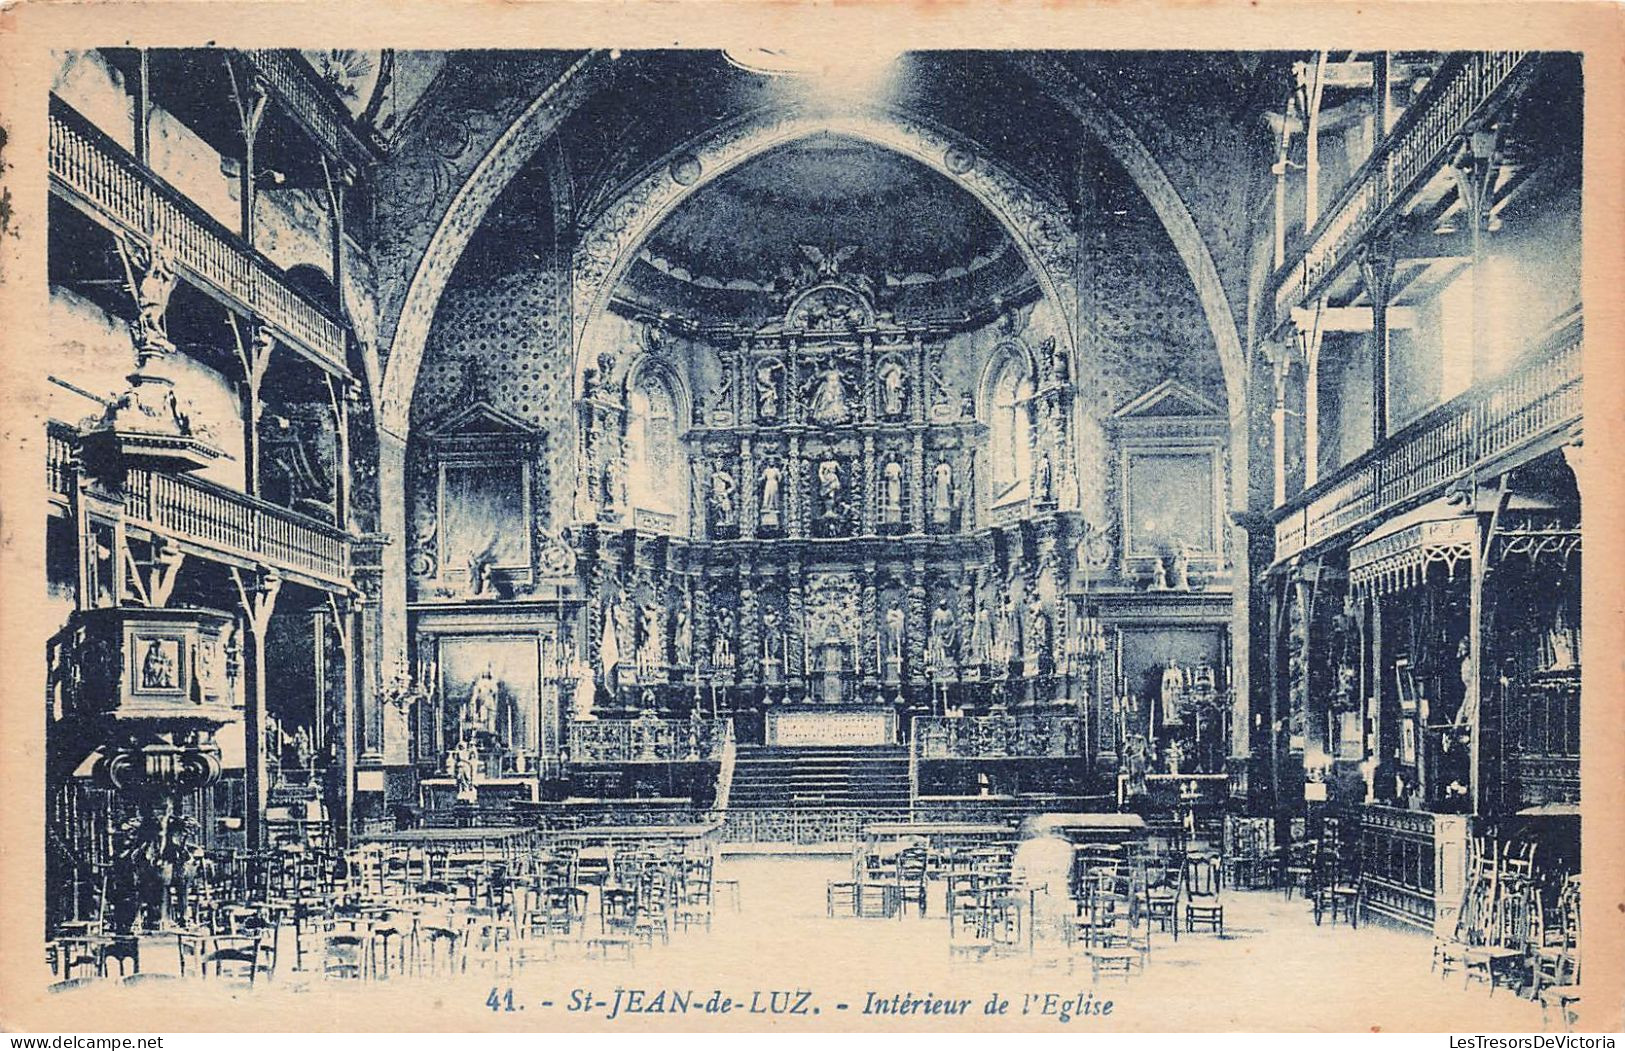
xmin=1272 ymin=52 xmax=1534 ymax=328
xmin=241 ymin=50 xmax=380 ymax=164
xmin=48 ymin=96 xmax=349 ymax=375
xmin=1273 ymin=313 xmax=1582 ymax=564
xmin=122 ymin=466 xmax=351 ymax=587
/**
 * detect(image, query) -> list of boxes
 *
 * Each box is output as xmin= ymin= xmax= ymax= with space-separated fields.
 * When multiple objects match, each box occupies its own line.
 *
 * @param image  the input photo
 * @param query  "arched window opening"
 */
xmin=990 ymin=353 xmax=1034 ymax=500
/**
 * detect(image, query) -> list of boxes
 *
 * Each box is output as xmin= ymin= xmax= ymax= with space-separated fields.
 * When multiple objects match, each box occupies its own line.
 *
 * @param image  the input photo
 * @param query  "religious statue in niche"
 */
xmin=995 ymin=592 xmax=1018 ymax=664
xmin=959 ymin=391 xmax=976 ymax=420
xmin=881 ymin=457 xmax=904 ymax=525
xmin=709 ymin=467 xmax=737 ymax=529
xmin=712 ymin=609 xmax=735 ymax=670
xmin=759 ymin=462 xmax=783 ymax=531
xmin=929 ymin=598 xmax=957 ymax=669
xmin=1034 ymin=452 xmax=1054 ymax=506
xmin=637 ymin=602 xmax=662 ymax=675
xmin=1042 ymin=335 xmax=1067 ymax=385
xmin=673 ymin=593 xmax=693 ymax=667
xmin=762 ymin=609 xmax=785 ymax=682
xmin=884 ymin=604 xmax=906 ymax=661
xmin=932 ymin=460 xmax=956 ymax=526
xmin=1024 ymin=596 xmax=1050 ymax=664
xmin=600 ymin=457 xmax=622 ymax=513
xmin=970 ymin=600 xmax=992 ymax=665
xmin=462 ymin=663 xmax=501 ymax=738
xmin=1160 ymin=658 xmax=1187 ymax=728
xmin=817 ymin=458 xmax=843 ymax=516
xmin=806 ymin=364 xmax=854 ymax=425
xmin=756 ymin=360 xmax=783 ymax=419
xmin=878 ymin=359 xmax=908 ymax=418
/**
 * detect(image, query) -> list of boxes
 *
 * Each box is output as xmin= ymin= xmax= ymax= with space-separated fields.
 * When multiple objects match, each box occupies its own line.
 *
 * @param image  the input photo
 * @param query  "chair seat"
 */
xmin=1464 ymin=946 xmax=1523 ymax=962
xmin=1539 ymin=985 xmax=1581 ymax=1004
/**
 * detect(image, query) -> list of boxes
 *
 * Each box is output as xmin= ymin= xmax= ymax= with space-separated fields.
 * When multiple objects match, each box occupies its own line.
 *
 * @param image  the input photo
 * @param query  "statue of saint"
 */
xmin=971 ymin=603 xmax=992 ymax=664
xmin=673 ymin=597 xmax=693 ymax=666
xmin=932 ymin=461 xmax=955 ymax=523
xmin=1150 ymin=557 xmax=1169 ymax=591
xmin=997 ymin=593 xmax=1017 ymax=663
xmin=465 ymin=664 xmax=500 ymax=735
xmin=756 ymin=360 xmax=782 ymax=418
xmin=881 ymin=459 xmax=903 ymax=523
xmin=761 ymin=609 xmax=784 ymax=663
xmin=1034 ymin=453 xmax=1053 ymax=504
xmin=453 ymin=737 xmax=479 ymax=800
xmin=1171 ymin=544 xmax=1192 ymax=591
xmin=817 ymin=459 xmax=842 ymax=514
xmin=638 ymin=603 xmax=661 ymax=671
xmin=929 ymin=599 xmax=956 ymax=667
xmin=884 ymin=605 xmax=905 ymax=660
xmin=1160 ymin=659 xmax=1186 ymax=727
xmin=1024 ymin=596 xmax=1050 ymax=661
xmin=806 ymin=364 xmax=851 ymax=424
xmin=879 ymin=359 xmax=907 ymax=417
xmin=712 ymin=610 xmax=735 ymax=669
xmin=759 ymin=463 xmax=783 ymax=528
xmin=709 ymin=468 xmax=737 ymax=526
xmin=132 ymin=246 xmax=176 ymax=349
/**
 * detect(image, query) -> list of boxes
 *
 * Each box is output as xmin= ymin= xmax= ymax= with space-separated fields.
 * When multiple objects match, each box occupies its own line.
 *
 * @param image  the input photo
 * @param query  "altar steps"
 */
xmin=727 ymin=745 xmax=911 ymax=809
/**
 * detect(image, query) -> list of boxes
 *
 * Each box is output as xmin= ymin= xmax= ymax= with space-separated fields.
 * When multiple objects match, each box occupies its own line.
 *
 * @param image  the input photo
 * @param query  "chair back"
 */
xmin=1183 ymin=854 xmax=1221 ymax=899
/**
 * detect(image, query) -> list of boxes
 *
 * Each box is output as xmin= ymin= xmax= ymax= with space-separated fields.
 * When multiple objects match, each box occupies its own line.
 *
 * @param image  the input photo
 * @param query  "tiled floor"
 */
xmin=44 ymin=853 xmax=1554 ymax=1032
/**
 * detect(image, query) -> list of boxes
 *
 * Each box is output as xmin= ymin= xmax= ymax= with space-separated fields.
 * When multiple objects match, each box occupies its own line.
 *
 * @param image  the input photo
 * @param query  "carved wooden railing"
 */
xmin=912 ymin=714 xmax=1084 ymax=760
xmin=48 ymin=96 xmax=348 ymax=374
xmin=1274 ymin=312 xmax=1582 ymax=564
xmin=568 ymin=718 xmax=731 ymax=763
xmin=242 ymin=50 xmax=386 ymax=163
xmin=123 ymin=466 xmax=351 ymax=587
xmin=1272 ymin=51 xmax=1535 ymax=329
xmin=47 ymin=422 xmax=78 ymax=500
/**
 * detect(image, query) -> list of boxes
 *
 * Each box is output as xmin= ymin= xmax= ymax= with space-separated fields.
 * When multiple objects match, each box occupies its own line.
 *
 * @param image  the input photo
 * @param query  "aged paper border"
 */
xmin=1 ymin=0 xmax=1621 ymax=1033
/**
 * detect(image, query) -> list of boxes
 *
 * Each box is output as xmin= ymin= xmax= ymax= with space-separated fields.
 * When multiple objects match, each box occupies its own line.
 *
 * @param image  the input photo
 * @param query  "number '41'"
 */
xmin=487 ymin=987 xmax=517 ymax=1012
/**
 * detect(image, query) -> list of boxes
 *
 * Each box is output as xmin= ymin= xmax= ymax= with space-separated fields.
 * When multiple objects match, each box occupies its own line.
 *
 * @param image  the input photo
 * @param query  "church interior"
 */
xmin=31 ymin=46 xmax=1589 ymax=1026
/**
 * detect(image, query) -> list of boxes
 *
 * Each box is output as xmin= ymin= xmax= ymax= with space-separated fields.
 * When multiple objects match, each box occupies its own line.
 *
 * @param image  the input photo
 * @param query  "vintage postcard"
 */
xmin=0 ymin=0 xmax=1621 ymax=1035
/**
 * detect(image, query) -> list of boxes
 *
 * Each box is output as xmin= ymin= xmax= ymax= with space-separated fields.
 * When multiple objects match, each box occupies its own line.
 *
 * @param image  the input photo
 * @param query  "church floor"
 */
xmin=47 ymin=854 xmax=1549 ymax=1032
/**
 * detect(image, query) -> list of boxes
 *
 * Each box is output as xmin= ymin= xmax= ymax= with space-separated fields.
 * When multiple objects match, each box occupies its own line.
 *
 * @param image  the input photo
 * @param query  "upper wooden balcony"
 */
xmin=48 ymin=95 xmax=350 ymax=377
xmin=49 ymin=424 xmax=353 ymax=592
xmin=1271 ymin=309 xmax=1582 ymax=566
xmin=1269 ymin=51 xmax=1537 ymax=334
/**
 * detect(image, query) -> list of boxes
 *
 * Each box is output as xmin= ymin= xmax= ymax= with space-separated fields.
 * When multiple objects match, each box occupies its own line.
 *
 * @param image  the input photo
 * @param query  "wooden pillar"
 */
xmin=1299 ymin=53 xmax=1328 ymax=232
xmin=326 ymin=593 xmax=357 ymax=845
xmin=1358 ymin=242 xmax=1396 ymax=444
xmin=225 ymin=59 xmax=268 ymax=246
xmin=1452 ymin=128 xmax=1500 ymax=384
xmin=133 ymin=50 xmax=151 ymax=164
xmin=231 ymin=568 xmax=281 ymax=852
xmin=1291 ymin=305 xmax=1325 ymax=490
xmin=1266 ymin=341 xmax=1293 ymax=507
